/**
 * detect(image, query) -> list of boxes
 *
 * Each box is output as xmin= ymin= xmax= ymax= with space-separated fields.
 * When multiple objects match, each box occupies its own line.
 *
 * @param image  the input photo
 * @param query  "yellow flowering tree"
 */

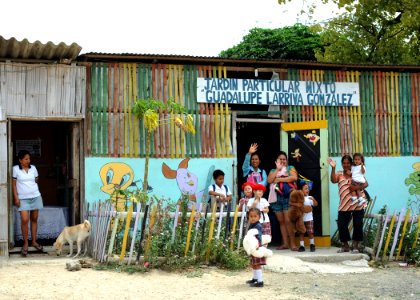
xmin=133 ymin=99 xmax=195 ymax=193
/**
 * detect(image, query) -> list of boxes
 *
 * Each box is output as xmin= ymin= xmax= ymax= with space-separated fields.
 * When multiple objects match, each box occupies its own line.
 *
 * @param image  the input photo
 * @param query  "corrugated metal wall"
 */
xmin=87 ymin=63 xmax=419 ymax=158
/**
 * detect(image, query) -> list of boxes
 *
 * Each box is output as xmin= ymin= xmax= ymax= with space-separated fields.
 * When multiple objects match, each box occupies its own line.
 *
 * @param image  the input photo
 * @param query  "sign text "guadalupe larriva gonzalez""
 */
xmin=197 ymin=78 xmax=359 ymax=106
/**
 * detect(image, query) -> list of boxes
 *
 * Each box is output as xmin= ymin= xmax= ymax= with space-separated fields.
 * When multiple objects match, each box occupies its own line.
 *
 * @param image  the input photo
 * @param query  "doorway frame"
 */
xmin=280 ymin=120 xmax=330 ymax=240
xmin=231 ymin=111 xmax=284 ymax=203
xmin=7 ymin=117 xmax=84 ymax=249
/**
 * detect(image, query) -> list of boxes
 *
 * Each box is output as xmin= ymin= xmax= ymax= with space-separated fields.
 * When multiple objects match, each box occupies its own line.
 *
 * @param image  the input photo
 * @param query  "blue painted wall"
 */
xmin=85 ymin=157 xmax=236 ymax=204
xmin=328 ymin=156 xmax=419 ymax=234
xmin=85 ymin=156 xmax=419 ymax=239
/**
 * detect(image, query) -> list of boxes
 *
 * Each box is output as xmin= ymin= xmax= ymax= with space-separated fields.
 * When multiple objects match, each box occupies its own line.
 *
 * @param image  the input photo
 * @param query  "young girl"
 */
xmin=246 ymin=207 xmax=265 ymax=287
xmin=247 ymin=184 xmax=271 ymax=237
xmin=350 ymin=153 xmax=367 ymax=206
xmin=298 ymin=183 xmax=318 ymax=252
xmin=239 ymin=182 xmax=254 ymax=212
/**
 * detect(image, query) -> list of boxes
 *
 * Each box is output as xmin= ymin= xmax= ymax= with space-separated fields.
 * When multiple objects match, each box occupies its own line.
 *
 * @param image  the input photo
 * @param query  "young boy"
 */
xmin=208 ymin=169 xmax=232 ymax=203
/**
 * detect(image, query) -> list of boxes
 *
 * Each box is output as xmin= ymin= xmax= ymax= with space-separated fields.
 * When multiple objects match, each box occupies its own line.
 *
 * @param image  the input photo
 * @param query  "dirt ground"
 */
xmin=1 ymin=257 xmax=419 ymax=300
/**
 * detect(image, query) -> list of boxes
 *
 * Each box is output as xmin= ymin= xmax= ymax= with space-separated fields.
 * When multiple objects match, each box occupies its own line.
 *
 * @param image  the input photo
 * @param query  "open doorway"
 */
xmin=235 ymin=118 xmax=283 ymax=245
xmin=10 ymin=121 xmax=80 ymax=248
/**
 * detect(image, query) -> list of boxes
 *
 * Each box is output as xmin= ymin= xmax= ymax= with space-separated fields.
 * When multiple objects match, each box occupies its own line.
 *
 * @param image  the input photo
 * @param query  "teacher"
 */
xmin=267 ymin=151 xmax=298 ymax=250
xmin=12 ymin=150 xmax=44 ymax=256
xmin=242 ymin=143 xmax=267 ymax=186
xmin=329 ymin=155 xmax=368 ymax=253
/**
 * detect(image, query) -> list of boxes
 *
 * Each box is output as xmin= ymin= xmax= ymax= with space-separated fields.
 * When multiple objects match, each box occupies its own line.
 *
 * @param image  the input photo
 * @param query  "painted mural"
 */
xmin=405 ymin=162 xmax=420 ymax=214
xmin=161 ymin=157 xmax=204 ymax=203
xmin=85 ymin=157 xmax=235 ymax=206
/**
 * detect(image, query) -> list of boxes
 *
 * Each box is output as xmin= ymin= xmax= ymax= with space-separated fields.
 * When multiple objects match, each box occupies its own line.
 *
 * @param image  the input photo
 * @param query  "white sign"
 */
xmin=197 ymin=78 xmax=360 ymax=106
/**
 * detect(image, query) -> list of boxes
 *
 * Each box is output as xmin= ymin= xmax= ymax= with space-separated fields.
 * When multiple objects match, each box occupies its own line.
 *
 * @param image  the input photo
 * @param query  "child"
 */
xmin=350 ymin=153 xmax=367 ymax=206
xmin=208 ymin=169 xmax=232 ymax=204
xmin=298 ymin=183 xmax=318 ymax=252
xmin=247 ymin=184 xmax=271 ymax=237
xmin=239 ymin=182 xmax=254 ymax=212
xmin=246 ymin=207 xmax=265 ymax=288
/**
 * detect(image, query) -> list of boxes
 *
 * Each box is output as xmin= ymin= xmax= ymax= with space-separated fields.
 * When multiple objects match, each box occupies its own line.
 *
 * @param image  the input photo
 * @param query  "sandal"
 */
xmin=32 ymin=243 xmax=43 ymax=251
xmin=21 ymin=247 xmax=28 ymax=257
xmin=276 ymin=245 xmax=289 ymax=250
xmin=290 ymin=247 xmax=299 ymax=251
xmin=337 ymin=247 xmax=350 ymax=253
xmin=351 ymin=249 xmax=359 ymax=254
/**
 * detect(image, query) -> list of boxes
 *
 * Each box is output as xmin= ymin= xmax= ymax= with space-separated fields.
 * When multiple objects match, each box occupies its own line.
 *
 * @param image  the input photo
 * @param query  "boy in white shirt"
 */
xmin=208 ymin=169 xmax=232 ymax=203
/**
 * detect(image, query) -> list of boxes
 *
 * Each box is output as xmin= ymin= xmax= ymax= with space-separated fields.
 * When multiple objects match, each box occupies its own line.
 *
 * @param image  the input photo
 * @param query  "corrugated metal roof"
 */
xmin=78 ymin=52 xmax=420 ymax=71
xmin=0 ymin=36 xmax=82 ymax=62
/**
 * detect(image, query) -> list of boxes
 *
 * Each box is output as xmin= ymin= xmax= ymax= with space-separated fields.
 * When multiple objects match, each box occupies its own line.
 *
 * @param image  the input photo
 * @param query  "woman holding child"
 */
xmin=267 ymin=151 xmax=298 ymax=251
xmin=328 ymin=155 xmax=368 ymax=253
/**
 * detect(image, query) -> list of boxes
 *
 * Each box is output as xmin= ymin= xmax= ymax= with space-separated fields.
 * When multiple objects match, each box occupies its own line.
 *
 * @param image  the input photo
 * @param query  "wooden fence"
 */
xmin=87 ymin=63 xmax=420 ymax=158
xmin=370 ymin=209 xmax=420 ymax=261
xmin=85 ymin=200 xmax=247 ymax=264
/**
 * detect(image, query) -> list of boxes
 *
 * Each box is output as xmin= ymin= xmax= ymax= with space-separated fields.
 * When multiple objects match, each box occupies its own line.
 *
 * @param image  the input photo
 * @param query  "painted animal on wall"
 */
xmin=162 ymin=157 xmax=203 ymax=204
xmin=99 ymin=162 xmax=136 ymax=211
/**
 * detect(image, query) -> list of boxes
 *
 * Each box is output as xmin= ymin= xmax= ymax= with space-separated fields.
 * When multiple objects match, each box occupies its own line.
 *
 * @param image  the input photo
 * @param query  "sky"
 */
xmin=1 ymin=0 xmax=339 ymax=57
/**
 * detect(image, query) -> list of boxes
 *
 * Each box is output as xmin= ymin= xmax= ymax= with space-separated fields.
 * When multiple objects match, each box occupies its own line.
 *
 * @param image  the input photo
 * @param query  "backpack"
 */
xmin=246 ymin=170 xmax=263 ymax=185
xmin=212 ymin=184 xmax=229 ymax=195
xmin=275 ymin=166 xmax=297 ymax=197
xmin=208 ymin=184 xmax=229 ymax=203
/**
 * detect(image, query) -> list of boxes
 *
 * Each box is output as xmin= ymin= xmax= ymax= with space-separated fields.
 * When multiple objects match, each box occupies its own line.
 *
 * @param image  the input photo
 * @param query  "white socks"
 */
xmin=255 ymin=269 xmax=263 ymax=282
xmin=300 ymin=241 xmax=305 ymax=247
xmin=252 ymin=269 xmax=257 ymax=279
xmin=310 ymin=238 xmax=315 ymax=245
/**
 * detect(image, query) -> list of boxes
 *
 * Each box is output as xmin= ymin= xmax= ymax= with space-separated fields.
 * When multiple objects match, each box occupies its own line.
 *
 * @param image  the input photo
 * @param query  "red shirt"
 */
xmin=336 ymin=171 xmax=366 ymax=212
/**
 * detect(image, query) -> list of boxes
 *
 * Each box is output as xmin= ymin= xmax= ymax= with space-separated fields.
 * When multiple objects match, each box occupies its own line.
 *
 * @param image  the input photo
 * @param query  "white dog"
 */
xmin=53 ymin=220 xmax=91 ymax=258
xmin=243 ymin=228 xmax=273 ymax=258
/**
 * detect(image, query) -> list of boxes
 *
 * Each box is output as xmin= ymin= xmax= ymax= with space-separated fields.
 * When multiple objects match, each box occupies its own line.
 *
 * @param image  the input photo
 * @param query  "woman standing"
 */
xmin=267 ymin=151 xmax=298 ymax=250
xmin=12 ymin=150 xmax=44 ymax=256
xmin=242 ymin=143 xmax=268 ymax=186
xmin=328 ymin=155 xmax=368 ymax=253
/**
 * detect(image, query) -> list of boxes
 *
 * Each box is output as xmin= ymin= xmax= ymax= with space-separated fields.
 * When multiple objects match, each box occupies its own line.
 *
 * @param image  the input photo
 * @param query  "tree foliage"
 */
xmin=218 ymin=23 xmax=323 ymax=60
xmin=279 ymin=0 xmax=420 ymax=64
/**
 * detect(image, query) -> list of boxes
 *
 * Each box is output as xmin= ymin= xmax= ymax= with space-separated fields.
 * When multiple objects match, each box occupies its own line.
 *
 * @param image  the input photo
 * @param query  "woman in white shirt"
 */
xmin=12 ymin=150 xmax=44 ymax=256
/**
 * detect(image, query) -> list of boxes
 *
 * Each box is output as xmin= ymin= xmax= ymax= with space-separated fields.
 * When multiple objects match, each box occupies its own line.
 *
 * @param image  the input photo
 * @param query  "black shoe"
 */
xmin=246 ymin=279 xmax=257 ymax=284
xmin=251 ymin=281 xmax=264 ymax=288
xmin=298 ymin=246 xmax=305 ymax=252
xmin=310 ymin=244 xmax=316 ymax=252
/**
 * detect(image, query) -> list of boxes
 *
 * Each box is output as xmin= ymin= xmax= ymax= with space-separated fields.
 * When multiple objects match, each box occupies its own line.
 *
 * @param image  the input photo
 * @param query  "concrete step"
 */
xmin=265 ymin=246 xmax=372 ymax=274
xmin=269 ymin=246 xmax=370 ymax=263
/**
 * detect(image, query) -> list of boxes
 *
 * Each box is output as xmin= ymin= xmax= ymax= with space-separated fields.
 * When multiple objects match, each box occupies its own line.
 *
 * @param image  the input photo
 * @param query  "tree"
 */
xmin=133 ymin=99 xmax=195 ymax=193
xmin=219 ymin=23 xmax=323 ymax=60
xmin=279 ymin=0 xmax=420 ymax=64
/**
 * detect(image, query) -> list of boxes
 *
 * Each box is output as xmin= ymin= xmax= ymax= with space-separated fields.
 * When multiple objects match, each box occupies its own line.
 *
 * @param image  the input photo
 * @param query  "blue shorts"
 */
xmin=271 ymin=194 xmax=289 ymax=212
xmin=18 ymin=196 xmax=43 ymax=212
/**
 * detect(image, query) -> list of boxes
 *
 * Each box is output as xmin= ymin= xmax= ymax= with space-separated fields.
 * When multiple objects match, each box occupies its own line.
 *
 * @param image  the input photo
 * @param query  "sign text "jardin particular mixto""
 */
xmin=197 ymin=78 xmax=360 ymax=106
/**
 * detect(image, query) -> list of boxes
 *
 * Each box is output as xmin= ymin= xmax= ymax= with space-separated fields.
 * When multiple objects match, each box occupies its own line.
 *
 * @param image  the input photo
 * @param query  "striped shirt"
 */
xmin=337 ymin=171 xmax=366 ymax=212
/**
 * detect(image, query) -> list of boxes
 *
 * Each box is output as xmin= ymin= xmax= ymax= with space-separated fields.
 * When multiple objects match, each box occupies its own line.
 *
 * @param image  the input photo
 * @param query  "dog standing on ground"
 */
xmin=53 ymin=220 xmax=91 ymax=258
